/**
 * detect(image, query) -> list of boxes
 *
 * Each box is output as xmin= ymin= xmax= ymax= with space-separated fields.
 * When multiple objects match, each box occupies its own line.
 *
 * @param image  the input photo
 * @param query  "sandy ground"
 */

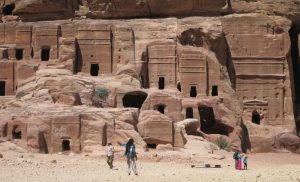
xmin=1 ymin=141 xmax=300 ymax=182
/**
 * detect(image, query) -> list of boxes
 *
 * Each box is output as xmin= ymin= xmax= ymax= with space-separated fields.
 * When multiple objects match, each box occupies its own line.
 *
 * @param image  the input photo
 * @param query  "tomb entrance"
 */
xmin=122 ymin=91 xmax=148 ymax=109
xmin=90 ymin=64 xmax=99 ymax=76
xmin=0 ymin=81 xmax=5 ymax=96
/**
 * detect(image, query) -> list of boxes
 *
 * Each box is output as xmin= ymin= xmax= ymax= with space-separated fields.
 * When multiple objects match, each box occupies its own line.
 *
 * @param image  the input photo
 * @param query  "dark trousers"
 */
xmin=107 ymin=155 xmax=114 ymax=169
xmin=244 ymin=163 xmax=247 ymax=170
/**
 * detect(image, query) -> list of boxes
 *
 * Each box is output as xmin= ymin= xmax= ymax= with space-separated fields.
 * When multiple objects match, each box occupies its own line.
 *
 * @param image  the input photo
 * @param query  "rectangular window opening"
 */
xmin=41 ymin=47 xmax=50 ymax=61
xmin=62 ymin=140 xmax=70 ymax=151
xmin=90 ymin=64 xmax=99 ymax=76
xmin=3 ymin=50 xmax=8 ymax=59
xmin=186 ymin=107 xmax=194 ymax=118
xmin=158 ymin=77 xmax=165 ymax=90
xmin=16 ymin=49 xmax=23 ymax=60
xmin=190 ymin=86 xmax=197 ymax=97
xmin=212 ymin=85 xmax=218 ymax=96
xmin=0 ymin=81 xmax=5 ymax=96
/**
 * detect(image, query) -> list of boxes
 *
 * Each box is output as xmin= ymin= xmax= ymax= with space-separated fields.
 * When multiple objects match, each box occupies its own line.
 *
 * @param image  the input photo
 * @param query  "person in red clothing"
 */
xmin=237 ymin=152 xmax=242 ymax=170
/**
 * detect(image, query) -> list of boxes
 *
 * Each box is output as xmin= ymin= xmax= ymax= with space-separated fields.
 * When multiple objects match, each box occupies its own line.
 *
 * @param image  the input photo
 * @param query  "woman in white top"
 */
xmin=107 ymin=143 xmax=114 ymax=169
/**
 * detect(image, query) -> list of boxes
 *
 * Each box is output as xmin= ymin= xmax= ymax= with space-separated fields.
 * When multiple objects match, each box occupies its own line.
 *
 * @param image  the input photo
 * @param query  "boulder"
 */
xmin=80 ymin=118 xmax=107 ymax=153
xmin=275 ymin=132 xmax=300 ymax=152
xmin=138 ymin=110 xmax=173 ymax=145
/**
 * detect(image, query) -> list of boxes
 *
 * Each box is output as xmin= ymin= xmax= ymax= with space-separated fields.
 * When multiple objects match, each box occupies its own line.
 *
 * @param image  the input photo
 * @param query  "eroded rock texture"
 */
xmin=0 ymin=0 xmax=300 ymax=154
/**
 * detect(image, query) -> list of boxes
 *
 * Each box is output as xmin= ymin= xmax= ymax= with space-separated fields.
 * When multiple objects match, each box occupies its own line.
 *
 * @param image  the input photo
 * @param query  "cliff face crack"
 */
xmin=289 ymin=24 xmax=300 ymax=135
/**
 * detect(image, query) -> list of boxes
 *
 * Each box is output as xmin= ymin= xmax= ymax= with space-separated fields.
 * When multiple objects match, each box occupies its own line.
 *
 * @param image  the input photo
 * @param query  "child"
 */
xmin=107 ymin=143 xmax=115 ymax=169
xmin=243 ymin=155 xmax=248 ymax=170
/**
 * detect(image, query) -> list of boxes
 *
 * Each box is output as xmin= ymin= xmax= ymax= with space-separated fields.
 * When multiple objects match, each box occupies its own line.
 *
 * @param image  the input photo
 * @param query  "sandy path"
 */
xmin=1 ymin=142 xmax=300 ymax=182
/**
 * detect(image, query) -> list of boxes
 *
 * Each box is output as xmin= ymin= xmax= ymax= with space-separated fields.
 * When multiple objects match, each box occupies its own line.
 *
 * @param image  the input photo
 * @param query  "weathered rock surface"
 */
xmin=274 ymin=132 xmax=300 ymax=153
xmin=138 ymin=110 xmax=173 ymax=145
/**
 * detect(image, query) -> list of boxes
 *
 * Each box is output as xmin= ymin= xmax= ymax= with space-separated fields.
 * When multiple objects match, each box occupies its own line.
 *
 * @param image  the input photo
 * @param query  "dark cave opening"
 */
xmin=16 ymin=49 xmax=23 ymax=60
xmin=198 ymin=106 xmax=231 ymax=135
xmin=12 ymin=125 xmax=21 ymax=139
xmin=186 ymin=107 xmax=194 ymax=119
xmin=2 ymin=4 xmax=15 ymax=16
xmin=90 ymin=63 xmax=99 ymax=76
xmin=0 ymin=81 xmax=5 ymax=96
xmin=190 ymin=86 xmax=197 ymax=97
xmin=147 ymin=143 xmax=157 ymax=149
xmin=155 ymin=104 xmax=165 ymax=114
xmin=122 ymin=91 xmax=148 ymax=109
xmin=41 ymin=47 xmax=50 ymax=61
xmin=212 ymin=85 xmax=218 ymax=96
xmin=251 ymin=110 xmax=261 ymax=125
xmin=177 ymin=82 xmax=181 ymax=92
xmin=289 ymin=25 xmax=300 ymax=134
xmin=62 ymin=140 xmax=70 ymax=151
xmin=199 ymin=106 xmax=215 ymax=133
xmin=158 ymin=77 xmax=165 ymax=90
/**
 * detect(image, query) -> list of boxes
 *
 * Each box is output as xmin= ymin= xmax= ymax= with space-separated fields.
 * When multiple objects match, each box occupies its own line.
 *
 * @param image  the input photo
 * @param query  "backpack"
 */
xmin=128 ymin=145 xmax=136 ymax=158
xmin=233 ymin=152 xmax=238 ymax=160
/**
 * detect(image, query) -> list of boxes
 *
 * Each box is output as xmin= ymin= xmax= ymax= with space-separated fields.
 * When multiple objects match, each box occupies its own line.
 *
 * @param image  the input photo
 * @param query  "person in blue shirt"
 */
xmin=243 ymin=155 xmax=248 ymax=170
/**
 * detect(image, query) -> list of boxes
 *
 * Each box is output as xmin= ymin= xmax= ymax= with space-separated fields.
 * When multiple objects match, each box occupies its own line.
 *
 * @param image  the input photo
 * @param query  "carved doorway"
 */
xmin=199 ymin=106 xmax=215 ymax=133
xmin=41 ymin=47 xmax=50 ymax=61
xmin=190 ymin=86 xmax=197 ymax=97
xmin=16 ymin=49 xmax=23 ymax=60
xmin=90 ymin=64 xmax=99 ymax=76
xmin=252 ymin=110 xmax=261 ymax=125
xmin=12 ymin=125 xmax=22 ymax=139
xmin=186 ymin=107 xmax=193 ymax=118
xmin=212 ymin=85 xmax=218 ymax=96
xmin=62 ymin=140 xmax=70 ymax=151
xmin=0 ymin=81 xmax=5 ymax=96
xmin=158 ymin=77 xmax=165 ymax=90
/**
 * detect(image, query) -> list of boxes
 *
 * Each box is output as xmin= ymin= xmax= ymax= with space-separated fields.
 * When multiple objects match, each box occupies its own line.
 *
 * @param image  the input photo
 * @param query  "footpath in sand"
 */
xmin=0 ymin=141 xmax=300 ymax=182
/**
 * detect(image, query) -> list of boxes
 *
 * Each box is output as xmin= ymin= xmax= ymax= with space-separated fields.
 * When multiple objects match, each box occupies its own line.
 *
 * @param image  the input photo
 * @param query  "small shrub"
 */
xmin=94 ymin=88 xmax=109 ymax=100
xmin=216 ymin=136 xmax=231 ymax=152
xmin=16 ymin=92 xmax=27 ymax=99
xmin=92 ymin=88 xmax=109 ymax=107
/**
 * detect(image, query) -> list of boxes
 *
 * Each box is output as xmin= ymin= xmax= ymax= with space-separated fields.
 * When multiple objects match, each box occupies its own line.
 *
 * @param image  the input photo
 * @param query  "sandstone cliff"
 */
xmin=0 ymin=0 xmax=299 ymax=155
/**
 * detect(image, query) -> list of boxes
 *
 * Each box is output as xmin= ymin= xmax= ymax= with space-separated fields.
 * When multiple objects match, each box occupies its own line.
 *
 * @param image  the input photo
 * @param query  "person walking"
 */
xmin=106 ymin=143 xmax=114 ymax=169
xmin=124 ymin=138 xmax=138 ymax=175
